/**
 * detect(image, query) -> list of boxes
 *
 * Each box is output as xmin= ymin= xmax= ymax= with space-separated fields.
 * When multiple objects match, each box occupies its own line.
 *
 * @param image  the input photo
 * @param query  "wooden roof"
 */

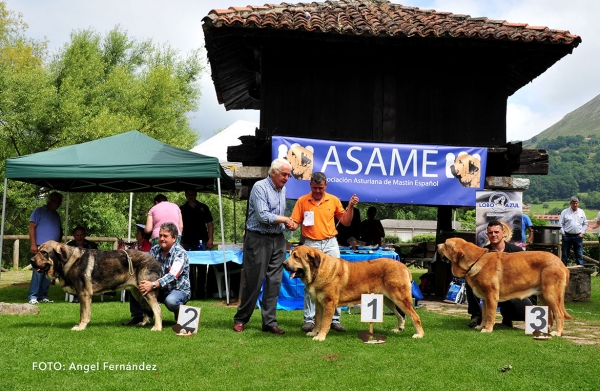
xmin=203 ymin=0 xmax=581 ymax=110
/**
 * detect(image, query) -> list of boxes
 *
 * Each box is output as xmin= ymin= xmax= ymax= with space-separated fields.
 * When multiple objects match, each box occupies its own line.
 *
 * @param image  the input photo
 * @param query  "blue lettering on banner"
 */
xmin=272 ymin=136 xmax=487 ymax=206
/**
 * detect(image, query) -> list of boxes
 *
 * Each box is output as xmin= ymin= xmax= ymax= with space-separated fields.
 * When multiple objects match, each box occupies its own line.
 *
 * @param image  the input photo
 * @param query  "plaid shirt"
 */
xmin=246 ymin=175 xmax=287 ymax=235
xmin=151 ymin=243 xmax=191 ymax=300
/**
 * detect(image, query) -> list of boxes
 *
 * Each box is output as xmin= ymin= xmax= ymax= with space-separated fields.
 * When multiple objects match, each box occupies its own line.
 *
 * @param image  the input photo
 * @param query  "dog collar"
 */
xmin=464 ymin=250 xmax=489 ymax=275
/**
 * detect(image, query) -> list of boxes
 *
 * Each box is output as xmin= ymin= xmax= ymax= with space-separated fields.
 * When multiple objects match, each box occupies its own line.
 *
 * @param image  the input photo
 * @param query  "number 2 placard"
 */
xmin=177 ymin=305 xmax=201 ymax=333
xmin=361 ymin=294 xmax=384 ymax=323
xmin=525 ymin=306 xmax=548 ymax=334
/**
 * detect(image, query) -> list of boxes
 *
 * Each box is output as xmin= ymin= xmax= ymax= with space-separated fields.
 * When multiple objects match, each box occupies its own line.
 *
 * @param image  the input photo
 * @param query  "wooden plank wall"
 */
xmin=260 ymin=40 xmax=509 ymax=148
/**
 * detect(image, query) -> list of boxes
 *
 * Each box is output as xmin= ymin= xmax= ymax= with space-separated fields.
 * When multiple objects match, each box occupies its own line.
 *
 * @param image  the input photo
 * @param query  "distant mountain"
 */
xmin=523 ymin=93 xmax=600 ymax=148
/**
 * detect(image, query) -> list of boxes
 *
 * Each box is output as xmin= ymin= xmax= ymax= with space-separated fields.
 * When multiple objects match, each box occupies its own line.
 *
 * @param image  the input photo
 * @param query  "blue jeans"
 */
xmin=303 ymin=237 xmax=342 ymax=324
xmin=561 ymin=234 xmax=583 ymax=266
xmin=130 ymin=289 xmax=188 ymax=320
xmin=28 ymin=270 xmax=50 ymax=301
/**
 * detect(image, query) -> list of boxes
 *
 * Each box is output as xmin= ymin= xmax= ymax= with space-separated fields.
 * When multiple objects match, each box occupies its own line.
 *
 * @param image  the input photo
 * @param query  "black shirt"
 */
xmin=180 ymin=201 xmax=213 ymax=246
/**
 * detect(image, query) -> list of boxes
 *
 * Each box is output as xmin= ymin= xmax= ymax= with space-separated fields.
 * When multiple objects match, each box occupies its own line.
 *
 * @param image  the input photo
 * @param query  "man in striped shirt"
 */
xmin=233 ymin=158 xmax=294 ymax=334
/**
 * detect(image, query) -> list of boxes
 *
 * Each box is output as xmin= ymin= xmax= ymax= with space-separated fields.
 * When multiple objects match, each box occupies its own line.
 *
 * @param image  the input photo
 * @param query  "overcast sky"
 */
xmin=7 ymin=0 xmax=598 ymax=144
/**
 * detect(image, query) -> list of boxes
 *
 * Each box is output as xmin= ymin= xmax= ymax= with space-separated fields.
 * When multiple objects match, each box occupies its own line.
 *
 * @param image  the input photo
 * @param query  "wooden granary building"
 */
xmin=202 ymin=0 xmax=581 ymax=295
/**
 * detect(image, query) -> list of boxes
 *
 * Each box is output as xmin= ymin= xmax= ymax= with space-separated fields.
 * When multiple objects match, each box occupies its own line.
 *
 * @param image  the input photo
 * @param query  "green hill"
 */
xmin=524 ymin=93 xmax=600 ymax=148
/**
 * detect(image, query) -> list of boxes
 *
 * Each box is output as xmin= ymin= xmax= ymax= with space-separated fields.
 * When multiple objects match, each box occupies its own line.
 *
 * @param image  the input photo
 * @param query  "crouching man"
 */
xmin=123 ymin=222 xmax=190 ymax=325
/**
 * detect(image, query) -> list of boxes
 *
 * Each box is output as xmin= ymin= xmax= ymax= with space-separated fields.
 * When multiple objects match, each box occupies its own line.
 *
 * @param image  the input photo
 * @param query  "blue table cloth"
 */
xmin=187 ymin=250 xmax=243 ymax=265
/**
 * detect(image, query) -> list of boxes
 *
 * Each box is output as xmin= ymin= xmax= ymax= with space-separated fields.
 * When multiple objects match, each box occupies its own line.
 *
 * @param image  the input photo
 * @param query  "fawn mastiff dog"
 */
xmin=284 ymin=245 xmax=424 ymax=341
xmin=437 ymin=238 xmax=571 ymax=336
xmin=30 ymin=240 xmax=163 ymax=331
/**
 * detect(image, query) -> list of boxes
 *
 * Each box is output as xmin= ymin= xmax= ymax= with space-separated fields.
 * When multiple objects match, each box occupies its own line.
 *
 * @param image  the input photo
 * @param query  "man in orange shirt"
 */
xmin=288 ymin=172 xmax=359 ymax=333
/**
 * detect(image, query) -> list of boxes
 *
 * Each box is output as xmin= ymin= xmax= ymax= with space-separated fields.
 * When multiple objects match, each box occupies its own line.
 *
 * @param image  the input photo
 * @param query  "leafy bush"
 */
xmin=410 ymin=234 xmax=436 ymax=243
xmin=384 ymin=235 xmax=399 ymax=244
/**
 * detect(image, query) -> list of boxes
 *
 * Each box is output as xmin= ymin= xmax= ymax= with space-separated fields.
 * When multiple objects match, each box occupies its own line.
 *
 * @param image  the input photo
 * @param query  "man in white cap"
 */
xmin=558 ymin=196 xmax=587 ymax=266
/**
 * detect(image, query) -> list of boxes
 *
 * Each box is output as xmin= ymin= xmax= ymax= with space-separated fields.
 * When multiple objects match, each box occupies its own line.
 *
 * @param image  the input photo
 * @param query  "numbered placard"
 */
xmin=361 ymin=294 xmax=384 ymax=323
xmin=525 ymin=306 xmax=548 ymax=334
xmin=177 ymin=305 xmax=201 ymax=334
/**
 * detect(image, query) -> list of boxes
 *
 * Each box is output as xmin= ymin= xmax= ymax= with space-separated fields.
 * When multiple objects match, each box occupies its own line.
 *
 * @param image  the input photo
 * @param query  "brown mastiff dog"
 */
xmin=30 ymin=240 xmax=163 ymax=331
xmin=284 ymin=245 xmax=424 ymax=341
xmin=437 ymin=238 xmax=571 ymax=336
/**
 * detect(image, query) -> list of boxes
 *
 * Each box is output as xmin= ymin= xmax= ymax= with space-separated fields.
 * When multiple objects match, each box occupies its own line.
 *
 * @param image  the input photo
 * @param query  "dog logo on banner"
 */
xmin=446 ymin=152 xmax=481 ymax=188
xmin=278 ymin=143 xmax=314 ymax=180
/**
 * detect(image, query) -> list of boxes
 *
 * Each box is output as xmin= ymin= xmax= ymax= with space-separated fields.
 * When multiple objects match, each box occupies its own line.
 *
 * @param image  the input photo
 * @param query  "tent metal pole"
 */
xmin=64 ymin=192 xmax=70 ymax=243
xmin=233 ymin=192 xmax=237 ymax=243
xmin=0 ymin=177 xmax=7 ymax=276
xmin=128 ymin=192 xmax=133 ymax=241
xmin=216 ymin=178 xmax=230 ymax=304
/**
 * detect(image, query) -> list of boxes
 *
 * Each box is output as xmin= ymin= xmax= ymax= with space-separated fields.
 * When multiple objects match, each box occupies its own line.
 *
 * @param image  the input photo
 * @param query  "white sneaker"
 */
xmin=39 ymin=298 xmax=54 ymax=303
xmin=28 ymin=299 xmax=39 ymax=304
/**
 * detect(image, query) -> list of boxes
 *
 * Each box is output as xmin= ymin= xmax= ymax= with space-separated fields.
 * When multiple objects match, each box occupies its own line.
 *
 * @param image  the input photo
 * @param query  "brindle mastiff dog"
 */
xmin=437 ymin=237 xmax=572 ymax=336
xmin=284 ymin=245 xmax=425 ymax=341
xmin=30 ymin=240 xmax=163 ymax=331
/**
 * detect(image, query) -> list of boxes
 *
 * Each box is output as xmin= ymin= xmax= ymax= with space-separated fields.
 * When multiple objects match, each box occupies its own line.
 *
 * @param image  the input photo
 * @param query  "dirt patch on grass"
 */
xmin=419 ymin=298 xmax=600 ymax=346
xmin=0 ymin=270 xmax=31 ymax=289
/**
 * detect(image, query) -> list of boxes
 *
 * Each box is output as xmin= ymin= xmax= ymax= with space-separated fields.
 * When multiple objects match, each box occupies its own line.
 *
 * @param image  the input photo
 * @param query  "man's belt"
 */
xmin=247 ymin=230 xmax=281 ymax=237
xmin=304 ymin=237 xmax=335 ymax=242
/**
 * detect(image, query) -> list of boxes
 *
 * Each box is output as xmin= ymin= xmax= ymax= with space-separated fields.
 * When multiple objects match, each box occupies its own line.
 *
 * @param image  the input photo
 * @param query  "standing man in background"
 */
xmin=559 ymin=196 xmax=587 ymax=266
xmin=521 ymin=213 xmax=534 ymax=246
xmin=589 ymin=211 xmax=600 ymax=276
xmin=28 ymin=192 xmax=63 ymax=304
xmin=145 ymin=194 xmax=183 ymax=246
xmin=180 ymin=189 xmax=214 ymax=299
xmin=288 ymin=172 xmax=359 ymax=334
xmin=233 ymin=158 xmax=294 ymax=334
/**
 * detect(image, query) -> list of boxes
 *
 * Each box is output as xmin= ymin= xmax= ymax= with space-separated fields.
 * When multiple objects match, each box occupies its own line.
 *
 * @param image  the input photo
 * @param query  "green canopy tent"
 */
xmin=1 ymin=131 xmax=237 ymax=303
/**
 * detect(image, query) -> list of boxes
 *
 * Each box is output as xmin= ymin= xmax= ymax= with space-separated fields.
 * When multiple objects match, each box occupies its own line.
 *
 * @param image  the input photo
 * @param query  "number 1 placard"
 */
xmin=177 ymin=305 xmax=201 ymax=333
xmin=525 ymin=306 xmax=548 ymax=334
xmin=361 ymin=294 xmax=384 ymax=323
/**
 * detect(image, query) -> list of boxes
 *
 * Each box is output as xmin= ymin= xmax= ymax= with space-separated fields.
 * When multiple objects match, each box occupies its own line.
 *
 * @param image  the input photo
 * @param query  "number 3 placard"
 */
xmin=525 ymin=306 xmax=548 ymax=334
xmin=177 ymin=305 xmax=201 ymax=333
xmin=361 ymin=294 xmax=384 ymax=323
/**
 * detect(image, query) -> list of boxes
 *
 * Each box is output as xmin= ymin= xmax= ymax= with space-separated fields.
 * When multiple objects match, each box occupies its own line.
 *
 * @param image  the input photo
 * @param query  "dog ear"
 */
xmin=54 ymin=243 xmax=70 ymax=267
xmin=468 ymin=160 xmax=479 ymax=174
xmin=307 ymin=249 xmax=321 ymax=268
xmin=300 ymin=153 xmax=312 ymax=166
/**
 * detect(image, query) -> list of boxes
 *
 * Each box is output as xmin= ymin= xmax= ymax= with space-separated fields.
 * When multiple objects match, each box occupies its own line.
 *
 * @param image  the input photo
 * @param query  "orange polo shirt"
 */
xmin=291 ymin=192 xmax=346 ymax=241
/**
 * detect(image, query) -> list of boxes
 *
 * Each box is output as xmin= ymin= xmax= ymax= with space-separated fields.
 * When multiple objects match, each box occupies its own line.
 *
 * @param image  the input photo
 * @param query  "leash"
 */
xmin=121 ymin=250 xmax=134 ymax=275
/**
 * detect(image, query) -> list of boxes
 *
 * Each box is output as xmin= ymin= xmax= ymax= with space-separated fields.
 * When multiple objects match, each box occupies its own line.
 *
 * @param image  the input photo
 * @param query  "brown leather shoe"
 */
xmin=262 ymin=325 xmax=285 ymax=334
xmin=233 ymin=323 xmax=245 ymax=333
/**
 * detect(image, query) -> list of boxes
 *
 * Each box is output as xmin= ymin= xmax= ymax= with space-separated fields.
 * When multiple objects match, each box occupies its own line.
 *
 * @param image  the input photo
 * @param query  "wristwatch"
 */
xmin=151 ymin=282 xmax=157 ymax=290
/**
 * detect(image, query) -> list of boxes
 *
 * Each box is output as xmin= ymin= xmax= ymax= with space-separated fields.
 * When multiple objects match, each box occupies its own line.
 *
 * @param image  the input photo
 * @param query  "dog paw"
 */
xmin=474 ymin=325 xmax=483 ymax=330
xmin=71 ymin=325 xmax=86 ymax=331
xmin=306 ymin=331 xmax=317 ymax=337
xmin=550 ymin=330 xmax=562 ymax=337
xmin=312 ymin=335 xmax=326 ymax=342
xmin=151 ymin=326 xmax=162 ymax=331
xmin=411 ymin=333 xmax=423 ymax=339
xmin=391 ymin=327 xmax=403 ymax=333
xmin=480 ymin=328 xmax=493 ymax=333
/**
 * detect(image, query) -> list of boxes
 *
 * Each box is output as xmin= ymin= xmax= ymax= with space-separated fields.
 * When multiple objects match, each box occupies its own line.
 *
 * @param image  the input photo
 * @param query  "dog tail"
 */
xmin=562 ymin=269 xmax=573 ymax=320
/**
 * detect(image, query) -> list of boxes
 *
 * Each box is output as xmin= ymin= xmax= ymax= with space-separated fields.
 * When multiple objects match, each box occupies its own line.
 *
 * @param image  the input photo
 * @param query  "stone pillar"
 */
xmin=564 ymin=267 xmax=593 ymax=302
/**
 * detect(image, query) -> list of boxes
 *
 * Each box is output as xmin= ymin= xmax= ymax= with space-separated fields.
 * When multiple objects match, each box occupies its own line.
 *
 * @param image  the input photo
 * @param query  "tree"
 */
xmin=48 ymin=26 xmax=202 ymax=149
xmin=0 ymin=3 xmax=208 ymax=265
xmin=0 ymin=2 xmax=53 ymax=161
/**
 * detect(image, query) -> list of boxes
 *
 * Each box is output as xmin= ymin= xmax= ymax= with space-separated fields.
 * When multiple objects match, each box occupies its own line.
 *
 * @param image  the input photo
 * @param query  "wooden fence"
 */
xmin=2 ymin=235 xmax=119 ymax=270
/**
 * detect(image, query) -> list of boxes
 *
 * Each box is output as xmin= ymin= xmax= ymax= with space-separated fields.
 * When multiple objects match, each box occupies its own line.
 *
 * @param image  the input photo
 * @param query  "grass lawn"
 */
xmin=1 ymin=273 xmax=599 ymax=391
xmin=530 ymin=201 xmax=599 ymax=220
